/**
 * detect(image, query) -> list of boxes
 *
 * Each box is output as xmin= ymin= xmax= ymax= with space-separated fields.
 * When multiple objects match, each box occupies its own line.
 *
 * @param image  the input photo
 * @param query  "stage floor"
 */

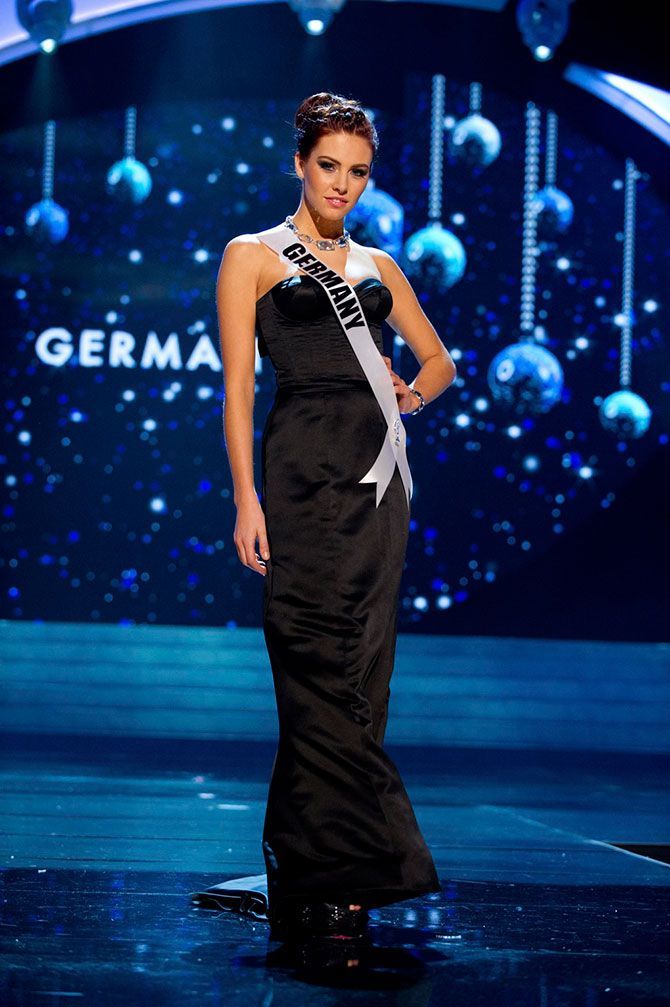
xmin=1 ymin=735 xmax=668 ymax=1003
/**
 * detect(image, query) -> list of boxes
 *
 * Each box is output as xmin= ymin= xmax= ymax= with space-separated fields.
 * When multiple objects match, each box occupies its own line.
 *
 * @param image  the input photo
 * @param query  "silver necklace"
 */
xmin=284 ymin=214 xmax=350 ymax=251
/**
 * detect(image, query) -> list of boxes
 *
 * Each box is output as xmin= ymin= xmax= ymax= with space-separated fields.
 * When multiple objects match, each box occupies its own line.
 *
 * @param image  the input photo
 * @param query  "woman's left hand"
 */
xmin=382 ymin=355 xmax=419 ymax=414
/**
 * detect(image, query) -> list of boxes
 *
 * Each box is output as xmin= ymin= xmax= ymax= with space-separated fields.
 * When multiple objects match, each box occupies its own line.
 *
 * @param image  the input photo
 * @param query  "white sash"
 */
xmin=258 ymin=223 xmax=413 ymax=510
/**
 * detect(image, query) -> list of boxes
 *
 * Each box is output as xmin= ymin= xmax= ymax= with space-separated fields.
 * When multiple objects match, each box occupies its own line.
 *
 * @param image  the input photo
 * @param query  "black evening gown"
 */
xmin=255 ymin=269 xmax=441 ymax=921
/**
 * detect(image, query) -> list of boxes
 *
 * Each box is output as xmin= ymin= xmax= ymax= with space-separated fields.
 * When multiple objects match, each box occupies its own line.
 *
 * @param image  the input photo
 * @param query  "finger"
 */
xmin=252 ymin=553 xmax=267 ymax=576
xmin=244 ymin=541 xmax=266 ymax=575
xmin=258 ymin=533 xmax=270 ymax=561
xmin=237 ymin=543 xmax=248 ymax=567
xmin=251 ymin=532 xmax=268 ymax=573
xmin=250 ymin=551 xmax=265 ymax=576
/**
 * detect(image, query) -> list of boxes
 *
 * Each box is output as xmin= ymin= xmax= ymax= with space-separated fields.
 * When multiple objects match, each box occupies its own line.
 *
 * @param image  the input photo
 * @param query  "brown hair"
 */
xmin=292 ymin=91 xmax=378 ymax=174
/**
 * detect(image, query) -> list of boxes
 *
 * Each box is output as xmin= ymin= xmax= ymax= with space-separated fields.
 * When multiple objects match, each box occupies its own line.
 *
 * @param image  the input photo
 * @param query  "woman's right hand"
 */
xmin=234 ymin=496 xmax=271 ymax=576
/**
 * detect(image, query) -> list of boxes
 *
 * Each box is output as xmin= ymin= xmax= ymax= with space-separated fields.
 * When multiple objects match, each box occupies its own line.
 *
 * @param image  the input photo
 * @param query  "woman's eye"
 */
xmin=319 ymin=162 xmax=367 ymax=178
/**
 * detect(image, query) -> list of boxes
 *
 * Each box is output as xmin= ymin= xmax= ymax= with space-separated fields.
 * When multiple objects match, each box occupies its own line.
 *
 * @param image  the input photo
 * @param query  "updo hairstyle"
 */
xmin=291 ymin=92 xmax=378 ymax=176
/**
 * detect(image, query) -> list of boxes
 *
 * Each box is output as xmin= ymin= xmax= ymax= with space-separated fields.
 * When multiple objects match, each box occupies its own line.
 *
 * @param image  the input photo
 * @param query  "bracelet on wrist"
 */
xmin=407 ymin=382 xmax=426 ymax=415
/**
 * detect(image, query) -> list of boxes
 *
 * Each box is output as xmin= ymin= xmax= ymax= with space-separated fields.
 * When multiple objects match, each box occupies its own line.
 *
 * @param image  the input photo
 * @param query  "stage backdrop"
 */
xmin=1 ymin=73 xmax=668 ymax=628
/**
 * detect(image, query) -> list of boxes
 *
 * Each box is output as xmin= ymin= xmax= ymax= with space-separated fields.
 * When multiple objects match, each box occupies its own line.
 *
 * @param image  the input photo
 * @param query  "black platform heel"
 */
xmin=269 ymin=900 xmax=370 ymax=942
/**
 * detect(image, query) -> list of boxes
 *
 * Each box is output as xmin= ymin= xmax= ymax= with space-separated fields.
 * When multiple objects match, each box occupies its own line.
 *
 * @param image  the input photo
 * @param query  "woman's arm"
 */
xmin=216 ymin=237 xmax=270 ymax=575
xmin=373 ymin=249 xmax=457 ymax=412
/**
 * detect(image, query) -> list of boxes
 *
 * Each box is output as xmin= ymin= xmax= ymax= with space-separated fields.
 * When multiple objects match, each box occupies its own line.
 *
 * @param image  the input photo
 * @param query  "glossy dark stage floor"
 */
xmin=1 ymin=734 xmax=669 ymax=1005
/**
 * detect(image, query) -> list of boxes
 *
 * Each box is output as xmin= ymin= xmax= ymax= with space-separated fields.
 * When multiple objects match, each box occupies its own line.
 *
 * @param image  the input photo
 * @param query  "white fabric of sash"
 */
xmin=258 ymin=224 xmax=413 ymax=510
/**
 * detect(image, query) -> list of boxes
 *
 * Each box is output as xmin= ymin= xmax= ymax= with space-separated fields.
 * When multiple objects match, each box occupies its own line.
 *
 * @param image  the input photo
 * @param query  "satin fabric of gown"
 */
xmin=256 ymin=264 xmax=441 ymax=921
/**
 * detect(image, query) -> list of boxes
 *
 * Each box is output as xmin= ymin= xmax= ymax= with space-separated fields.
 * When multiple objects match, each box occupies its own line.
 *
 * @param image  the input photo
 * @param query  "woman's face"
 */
xmin=295 ymin=131 xmax=372 ymax=218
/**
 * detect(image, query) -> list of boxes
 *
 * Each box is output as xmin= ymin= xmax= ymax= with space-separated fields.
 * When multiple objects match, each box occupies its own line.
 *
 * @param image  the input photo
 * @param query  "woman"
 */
xmin=216 ymin=92 xmax=456 ymax=942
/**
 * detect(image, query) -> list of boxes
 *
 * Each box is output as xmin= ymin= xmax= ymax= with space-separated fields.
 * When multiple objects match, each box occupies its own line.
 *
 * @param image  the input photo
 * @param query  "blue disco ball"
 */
xmin=24 ymin=197 xmax=69 ymax=244
xmin=449 ymin=113 xmax=502 ymax=167
xmin=345 ymin=178 xmax=404 ymax=259
xmin=598 ymin=389 xmax=652 ymax=439
xmin=106 ymin=156 xmax=153 ymax=204
xmin=488 ymin=342 xmax=564 ymax=414
xmin=532 ymin=184 xmax=574 ymax=236
xmin=402 ymin=221 xmax=466 ymax=291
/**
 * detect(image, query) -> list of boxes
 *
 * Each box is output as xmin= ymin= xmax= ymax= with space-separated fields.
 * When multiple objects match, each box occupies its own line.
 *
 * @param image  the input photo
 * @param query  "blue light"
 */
xmin=565 ymin=64 xmax=670 ymax=146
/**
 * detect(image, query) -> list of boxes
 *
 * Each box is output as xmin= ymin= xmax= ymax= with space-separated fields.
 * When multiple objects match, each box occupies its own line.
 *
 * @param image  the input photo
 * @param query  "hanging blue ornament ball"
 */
xmin=487 ymin=342 xmax=564 ymax=414
xmin=24 ymin=197 xmax=69 ymax=244
xmin=106 ymin=156 xmax=153 ymax=204
xmin=449 ymin=113 xmax=502 ymax=167
xmin=598 ymin=389 xmax=651 ymax=439
xmin=402 ymin=221 xmax=466 ymax=291
xmin=516 ymin=0 xmax=569 ymax=52
xmin=532 ymin=184 xmax=574 ymax=236
xmin=345 ymin=178 xmax=404 ymax=259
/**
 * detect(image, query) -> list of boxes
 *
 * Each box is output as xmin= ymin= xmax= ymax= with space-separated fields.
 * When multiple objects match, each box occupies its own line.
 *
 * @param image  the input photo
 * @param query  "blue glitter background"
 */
xmin=1 ymin=74 xmax=668 ymax=627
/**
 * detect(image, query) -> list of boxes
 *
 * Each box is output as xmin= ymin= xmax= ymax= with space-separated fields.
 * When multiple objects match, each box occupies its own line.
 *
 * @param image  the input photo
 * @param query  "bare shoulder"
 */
xmin=345 ymin=239 xmax=390 ymax=280
xmin=218 ymin=232 xmax=264 ymax=287
xmin=362 ymin=245 xmax=410 ymax=288
xmin=232 ymin=224 xmax=288 ymax=249
xmin=222 ymin=232 xmax=262 ymax=257
xmin=221 ymin=229 xmax=279 ymax=269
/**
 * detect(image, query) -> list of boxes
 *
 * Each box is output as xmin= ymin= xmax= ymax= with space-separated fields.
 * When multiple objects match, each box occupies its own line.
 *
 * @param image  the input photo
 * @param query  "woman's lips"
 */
xmin=325 ymin=197 xmax=347 ymax=206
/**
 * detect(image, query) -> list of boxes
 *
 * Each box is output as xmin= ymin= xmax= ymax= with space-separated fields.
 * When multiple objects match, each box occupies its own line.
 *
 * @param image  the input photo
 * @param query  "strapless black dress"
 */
xmin=256 ymin=272 xmax=441 ymax=919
